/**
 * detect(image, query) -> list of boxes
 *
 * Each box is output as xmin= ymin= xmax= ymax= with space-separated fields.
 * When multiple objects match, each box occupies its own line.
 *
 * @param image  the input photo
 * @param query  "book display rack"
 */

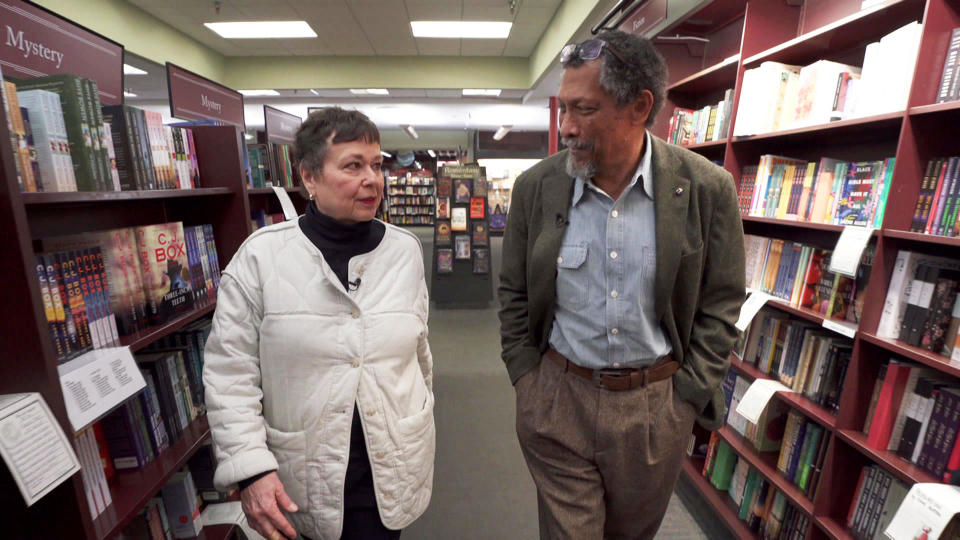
xmin=0 ymin=2 xmax=268 ymax=537
xmin=651 ymin=0 xmax=960 ymax=537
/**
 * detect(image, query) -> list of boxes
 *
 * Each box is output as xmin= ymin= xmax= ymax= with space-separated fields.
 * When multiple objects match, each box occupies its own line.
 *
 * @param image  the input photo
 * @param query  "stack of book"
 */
xmin=246 ymin=142 xmax=296 ymax=189
xmin=120 ymin=469 xmax=205 ymax=538
xmin=744 ymin=235 xmax=875 ymax=323
xmin=74 ymin=425 xmax=112 ymax=519
xmin=845 ymin=465 xmax=910 ymax=540
xmin=736 ymin=312 xmax=852 ymax=413
xmin=738 ymin=156 xmax=894 ymax=228
xmin=908 ymin=157 xmax=960 ymax=236
xmin=876 ymin=251 xmax=960 ymax=357
xmin=936 ymin=28 xmax=960 ymax=104
xmin=251 ymin=210 xmax=288 ymax=231
xmin=863 ymin=359 xmax=960 ymax=481
xmin=41 ymin=223 xmax=220 ymax=339
xmin=666 ymin=88 xmax=733 ymax=145
xmin=103 ymin=105 xmax=200 ymax=190
xmin=733 ymin=22 xmax=921 ymax=136
xmin=701 ymin=435 xmax=811 ymax=538
xmin=777 ymin=410 xmax=831 ymax=497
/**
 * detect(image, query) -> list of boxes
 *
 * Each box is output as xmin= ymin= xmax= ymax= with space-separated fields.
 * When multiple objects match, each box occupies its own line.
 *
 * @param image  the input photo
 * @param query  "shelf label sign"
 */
xmin=617 ymin=0 xmax=667 ymax=36
xmin=0 ymin=393 xmax=80 ymax=506
xmin=167 ymin=62 xmax=245 ymax=129
xmin=829 ymin=226 xmax=874 ymax=277
xmin=735 ymin=379 xmax=794 ymax=425
xmin=885 ymin=483 xmax=960 ymax=540
xmin=264 ymin=105 xmax=301 ymax=145
xmin=736 ymin=290 xmax=771 ymax=331
xmin=57 ymin=346 xmax=146 ymax=432
xmin=0 ymin=0 xmax=123 ymax=104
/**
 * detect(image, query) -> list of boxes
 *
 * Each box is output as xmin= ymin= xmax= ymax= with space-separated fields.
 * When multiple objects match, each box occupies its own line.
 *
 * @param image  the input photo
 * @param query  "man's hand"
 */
xmin=240 ymin=471 xmax=299 ymax=540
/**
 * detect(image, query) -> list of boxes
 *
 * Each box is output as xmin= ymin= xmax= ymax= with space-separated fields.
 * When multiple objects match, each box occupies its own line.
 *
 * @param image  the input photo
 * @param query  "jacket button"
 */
xmin=352 ymin=311 xmax=360 ymax=319
xmin=351 ymin=359 xmax=360 ymax=368
xmin=376 ymin=451 xmax=386 ymax=459
xmin=366 ymin=409 xmax=375 ymax=417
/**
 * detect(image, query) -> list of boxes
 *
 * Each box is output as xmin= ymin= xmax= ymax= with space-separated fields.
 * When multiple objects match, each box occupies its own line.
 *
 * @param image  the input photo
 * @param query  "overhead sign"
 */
xmin=618 ymin=0 xmax=668 ymax=36
xmin=0 ymin=0 xmax=123 ymax=104
xmin=264 ymin=105 xmax=301 ymax=145
xmin=166 ymin=62 xmax=245 ymax=129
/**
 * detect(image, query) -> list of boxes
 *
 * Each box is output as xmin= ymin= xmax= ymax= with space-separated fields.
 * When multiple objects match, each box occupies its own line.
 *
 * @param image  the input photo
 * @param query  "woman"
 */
xmin=203 ymin=107 xmax=435 ymax=540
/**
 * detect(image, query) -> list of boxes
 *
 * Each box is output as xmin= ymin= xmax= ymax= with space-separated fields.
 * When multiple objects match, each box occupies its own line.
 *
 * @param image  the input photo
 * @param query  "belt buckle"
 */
xmin=594 ymin=368 xmax=625 ymax=389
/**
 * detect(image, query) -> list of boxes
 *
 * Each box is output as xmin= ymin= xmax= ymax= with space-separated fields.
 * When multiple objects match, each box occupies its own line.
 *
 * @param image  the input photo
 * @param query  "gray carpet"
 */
xmin=400 ymin=226 xmax=727 ymax=539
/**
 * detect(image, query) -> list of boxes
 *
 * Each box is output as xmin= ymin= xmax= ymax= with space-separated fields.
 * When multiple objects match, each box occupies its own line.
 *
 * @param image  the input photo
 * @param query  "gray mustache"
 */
xmin=561 ymin=138 xmax=592 ymax=151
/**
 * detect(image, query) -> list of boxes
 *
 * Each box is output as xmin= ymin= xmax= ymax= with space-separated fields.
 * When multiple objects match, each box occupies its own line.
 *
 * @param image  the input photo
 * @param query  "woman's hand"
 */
xmin=240 ymin=471 xmax=299 ymax=540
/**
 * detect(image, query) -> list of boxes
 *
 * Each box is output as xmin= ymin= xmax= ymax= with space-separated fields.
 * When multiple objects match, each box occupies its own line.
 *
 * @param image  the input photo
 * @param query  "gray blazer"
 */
xmin=498 ymin=135 xmax=746 ymax=430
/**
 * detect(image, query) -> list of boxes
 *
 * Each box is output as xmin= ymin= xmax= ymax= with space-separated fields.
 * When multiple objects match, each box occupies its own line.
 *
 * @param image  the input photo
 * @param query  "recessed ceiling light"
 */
xmin=123 ymin=90 xmax=137 ymax=98
xmin=381 ymin=151 xmax=393 ymax=158
xmin=463 ymin=89 xmax=502 ymax=97
xmin=350 ymin=89 xmax=389 ymax=95
xmin=309 ymin=89 xmax=319 ymax=95
xmin=401 ymin=125 xmax=419 ymax=139
xmin=411 ymin=21 xmax=512 ymax=39
xmin=493 ymin=125 xmax=513 ymax=141
xmin=427 ymin=149 xmax=436 ymax=158
xmin=239 ymin=89 xmax=280 ymax=96
xmin=244 ymin=133 xmax=254 ymax=140
xmin=123 ymin=64 xmax=147 ymax=75
xmin=204 ymin=21 xmax=317 ymax=39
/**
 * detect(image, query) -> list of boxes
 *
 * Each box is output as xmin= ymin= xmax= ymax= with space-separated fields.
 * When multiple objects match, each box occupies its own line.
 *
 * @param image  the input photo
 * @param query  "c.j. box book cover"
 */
xmin=136 ymin=222 xmax=194 ymax=324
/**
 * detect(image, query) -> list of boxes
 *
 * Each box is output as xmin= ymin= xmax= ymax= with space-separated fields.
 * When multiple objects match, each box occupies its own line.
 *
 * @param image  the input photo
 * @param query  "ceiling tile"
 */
xmin=415 ymin=39 xmax=460 ymax=56
xmin=513 ymin=7 xmax=557 ymax=26
xmin=459 ymin=39 xmax=506 ymax=56
xmin=347 ymin=1 xmax=408 ymax=20
xmin=521 ymin=0 xmax=562 ymax=7
xmin=289 ymin=1 xmax=355 ymax=21
xmin=404 ymin=1 xmax=461 ymax=20
xmin=461 ymin=4 xmax=514 ymax=21
xmin=426 ymin=89 xmax=463 ymax=98
xmin=328 ymin=40 xmax=378 ymax=55
xmin=282 ymin=40 xmax=335 ymax=56
xmin=387 ymin=89 xmax=428 ymax=98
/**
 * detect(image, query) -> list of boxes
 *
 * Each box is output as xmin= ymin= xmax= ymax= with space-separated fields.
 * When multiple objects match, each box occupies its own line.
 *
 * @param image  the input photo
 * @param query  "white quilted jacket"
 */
xmin=202 ymin=219 xmax=435 ymax=539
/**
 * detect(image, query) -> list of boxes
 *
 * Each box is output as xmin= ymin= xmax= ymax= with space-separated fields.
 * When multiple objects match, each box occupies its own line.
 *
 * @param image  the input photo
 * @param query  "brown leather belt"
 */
xmin=546 ymin=348 xmax=679 ymax=392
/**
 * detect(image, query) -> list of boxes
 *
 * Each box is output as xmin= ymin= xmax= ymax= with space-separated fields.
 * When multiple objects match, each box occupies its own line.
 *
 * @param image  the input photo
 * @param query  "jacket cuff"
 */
xmin=506 ymin=345 xmax=543 ymax=384
xmin=213 ymin=448 xmax=279 ymax=491
xmin=672 ymin=366 xmax=712 ymax=413
xmin=238 ymin=470 xmax=276 ymax=491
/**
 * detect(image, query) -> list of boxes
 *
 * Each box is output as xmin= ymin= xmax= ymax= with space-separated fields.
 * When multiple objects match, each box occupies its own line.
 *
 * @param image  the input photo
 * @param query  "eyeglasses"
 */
xmin=560 ymin=38 xmax=636 ymax=69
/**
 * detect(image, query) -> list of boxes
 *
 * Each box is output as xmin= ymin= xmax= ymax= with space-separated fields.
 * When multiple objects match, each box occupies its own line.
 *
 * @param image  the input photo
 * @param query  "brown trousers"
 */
xmin=515 ymin=355 xmax=698 ymax=540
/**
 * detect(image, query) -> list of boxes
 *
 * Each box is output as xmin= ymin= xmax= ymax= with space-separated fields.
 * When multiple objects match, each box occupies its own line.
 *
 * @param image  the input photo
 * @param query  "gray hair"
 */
xmin=293 ymin=106 xmax=380 ymax=175
xmin=561 ymin=30 xmax=668 ymax=127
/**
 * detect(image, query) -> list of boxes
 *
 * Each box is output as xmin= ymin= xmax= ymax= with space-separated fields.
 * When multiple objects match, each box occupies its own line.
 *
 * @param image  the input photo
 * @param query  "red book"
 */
xmin=866 ymin=362 xmax=913 ymax=450
xmin=91 ymin=421 xmax=115 ymax=480
xmin=846 ymin=466 xmax=867 ymax=527
xmin=924 ymin=161 xmax=949 ymax=234
xmin=943 ymin=421 xmax=960 ymax=484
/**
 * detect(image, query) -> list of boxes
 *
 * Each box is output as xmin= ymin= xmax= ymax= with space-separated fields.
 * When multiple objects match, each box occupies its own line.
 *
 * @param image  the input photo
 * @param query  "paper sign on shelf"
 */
xmin=736 ymin=291 xmax=771 ymax=331
xmin=57 ymin=347 xmax=146 ymax=432
xmin=201 ymin=501 xmax=266 ymax=540
xmin=0 ymin=393 xmax=81 ymax=506
xmin=828 ymin=226 xmax=874 ymax=277
xmin=735 ymin=379 xmax=794 ymax=425
xmin=885 ymin=483 xmax=960 ymax=540
xmin=822 ymin=318 xmax=858 ymax=338
xmin=272 ymin=186 xmax=299 ymax=221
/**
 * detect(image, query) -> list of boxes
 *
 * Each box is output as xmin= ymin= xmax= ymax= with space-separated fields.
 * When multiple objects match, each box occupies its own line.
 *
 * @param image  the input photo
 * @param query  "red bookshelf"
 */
xmin=682 ymin=138 xmax=729 ymax=150
xmin=668 ymin=56 xmax=740 ymax=95
xmin=730 ymin=111 xmax=905 ymax=145
xmin=908 ymin=101 xmax=960 ymax=117
xmin=836 ymin=429 xmax=939 ymax=485
xmin=882 ymin=229 xmax=960 ymax=248
xmin=21 ymin=187 xmax=232 ymax=205
xmin=92 ymin=416 xmax=211 ymax=539
xmin=859 ymin=331 xmax=960 ymax=379
xmin=729 ymin=355 xmax=838 ymax=430
xmin=680 ymin=457 xmax=757 ymax=539
xmin=119 ymin=301 xmax=218 ymax=353
xmin=741 ymin=216 xmax=845 ymax=233
xmin=816 ymin=517 xmax=855 ymax=540
xmin=717 ymin=426 xmax=816 ymax=517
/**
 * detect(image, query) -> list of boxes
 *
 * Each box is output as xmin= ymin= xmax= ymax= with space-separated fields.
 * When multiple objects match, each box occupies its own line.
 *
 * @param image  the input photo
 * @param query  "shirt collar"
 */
xmin=572 ymin=131 xmax=654 ymax=206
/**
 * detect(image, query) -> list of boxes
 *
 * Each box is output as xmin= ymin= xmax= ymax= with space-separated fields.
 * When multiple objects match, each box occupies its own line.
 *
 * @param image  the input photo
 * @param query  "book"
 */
xmin=454 ymin=234 xmax=471 ymax=259
xmin=866 ymin=361 xmax=914 ymax=450
xmin=453 ymin=178 xmax=472 ymax=203
xmin=451 ymin=207 xmax=467 ymax=231
xmin=937 ymin=28 xmax=960 ymax=103
xmin=473 ymin=248 xmax=490 ymax=274
xmin=435 ymin=220 xmax=452 ymax=245
xmin=472 ymin=221 xmax=488 ymax=246
xmin=436 ymin=248 xmax=453 ymax=273
xmin=135 ymin=223 xmax=195 ymax=325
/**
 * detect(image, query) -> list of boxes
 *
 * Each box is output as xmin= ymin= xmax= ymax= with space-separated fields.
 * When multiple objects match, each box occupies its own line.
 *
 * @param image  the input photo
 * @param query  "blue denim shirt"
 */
xmin=548 ymin=133 xmax=672 ymax=369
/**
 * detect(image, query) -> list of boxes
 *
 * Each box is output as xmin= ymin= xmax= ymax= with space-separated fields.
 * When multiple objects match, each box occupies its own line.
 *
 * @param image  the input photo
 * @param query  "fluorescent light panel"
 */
xmin=411 ymin=21 xmax=511 ymax=39
xmin=239 ymin=89 xmax=280 ymax=96
xmin=204 ymin=21 xmax=317 ymax=39
xmin=493 ymin=125 xmax=512 ymax=141
xmin=123 ymin=91 xmax=137 ymax=98
xmin=427 ymin=149 xmax=436 ymax=158
xmin=381 ymin=151 xmax=392 ymax=158
xmin=350 ymin=89 xmax=389 ymax=95
xmin=401 ymin=125 xmax=419 ymax=139
xmin=123 ymin=64 xmax=147 ymax=75
xmin=463 ymin=88 xmax=501 ymax=96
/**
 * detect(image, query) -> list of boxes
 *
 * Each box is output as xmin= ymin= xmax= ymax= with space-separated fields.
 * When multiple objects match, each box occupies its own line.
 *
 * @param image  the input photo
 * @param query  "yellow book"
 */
xmin=775 ymin=165 xmax=796 ymax=219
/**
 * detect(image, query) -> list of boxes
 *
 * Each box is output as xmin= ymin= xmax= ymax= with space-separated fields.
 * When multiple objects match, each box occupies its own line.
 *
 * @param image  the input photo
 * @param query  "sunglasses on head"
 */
xmin=560 ymin=38 xmax=636 ymax=69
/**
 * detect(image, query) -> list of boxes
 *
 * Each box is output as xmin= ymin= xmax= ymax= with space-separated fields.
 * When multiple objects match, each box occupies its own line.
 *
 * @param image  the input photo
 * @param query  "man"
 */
xmin=498 ymin=30 xmax=745 ymax=539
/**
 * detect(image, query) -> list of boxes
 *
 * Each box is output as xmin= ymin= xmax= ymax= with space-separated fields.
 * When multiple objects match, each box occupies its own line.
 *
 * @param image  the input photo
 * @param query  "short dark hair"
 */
xmin=293 ymin=107 xmax=380 ymax=174
xmin=561 ymin=30 xmax=668 ymax=127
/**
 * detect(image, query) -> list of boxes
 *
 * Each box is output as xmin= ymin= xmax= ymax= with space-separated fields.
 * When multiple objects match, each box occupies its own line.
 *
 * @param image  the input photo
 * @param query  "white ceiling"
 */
xmin=127 ymin=0 xmax=562 ymax=57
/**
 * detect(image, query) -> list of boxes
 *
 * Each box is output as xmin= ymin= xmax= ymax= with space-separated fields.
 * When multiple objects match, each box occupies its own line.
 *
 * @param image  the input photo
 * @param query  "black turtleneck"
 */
xmin=298 ymin=202 xmax=385 ymax=289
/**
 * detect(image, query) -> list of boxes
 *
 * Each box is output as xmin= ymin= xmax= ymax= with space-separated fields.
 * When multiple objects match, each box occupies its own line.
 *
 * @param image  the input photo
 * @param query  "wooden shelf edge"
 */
xmin=682 ymin=138 xmax=729 ymax=150
xmin=835 ymin=429 xmax=939 ymax=485
xmin=741 ymin=216 xmax=845 ymax=232
xmin=680 ymin=457 xmax=757 ymax=539
xmin=198 ymin=524 xmax=237 ymax=540
xmin=859 ymin=332 xmax=960 ymax=379
xmin=882 ymin=229 xmax=960 ymax=247
xmin=247 ymin=187 xmax=300 ymax=195
xmin=717 ymin=427 xmax=816 ymax=517
xmin=731 ymin=111 xmax=904 ymax=143
xmin=22 ymin=188 xmax=233 ymax=205
xmin=742 ymin=0 xmax=922 ymax=66
xmin=92 ymin=416 xmax=211 ymax=539
xmin=908 ymin=101 xmax=960 ymax=117
xmin=729 ymin=355 xmax=838 ymax=429
xmin=667 ymin=56 xmax=739 ymax=92
xmin=815 ymin=516 xmax=854 ymax=540
xmin=119 ymin=302 xmax=216 ymax=352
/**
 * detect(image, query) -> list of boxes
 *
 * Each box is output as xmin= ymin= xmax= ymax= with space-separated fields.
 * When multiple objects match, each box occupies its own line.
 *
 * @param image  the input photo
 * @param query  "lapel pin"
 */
xmin=556 ymin=214 xmax=566 ymax=227
xmin=674 ymin=186 xmax=684 ymax=196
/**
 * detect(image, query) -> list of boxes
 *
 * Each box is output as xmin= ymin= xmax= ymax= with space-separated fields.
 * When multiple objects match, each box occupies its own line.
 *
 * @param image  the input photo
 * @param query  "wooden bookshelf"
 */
xmin=741 ymin=216 xmax=845 ymax=233
xmin=668 ymin=56 xmax=739 ymax=95
xmin=815 ymin=517 xmax=855 ymax=540
xmin=21 ymin=187 xmax=233 ymax=205
xmin=717 ymin=426 xmax=816 ymax=517
xmin=729 ymin=355 xmax=838 ymax=430
xmin=836 ymin=429 xmax=939 ymax=485
xmin=247 ymin=186 xmax=300 ymax=195
xmin=730 ymin=111 xmax=905 ymax=145
xmin=198 ymin=524 xmax=237 ymax=540
xmin=908 ymin=100 xmax=960 ymax=117
xmin=92 ymin=416 xmax=211 ymax=539
xmin=882 ymin=228 xmax=960 ymax=248
xmin=679 ymin=457 xmax=757 ymax=539
xmin=859 ymin=331 xmax=960 ymax=380
xmin=119 ymin=301 xmax=217 ymax=352
xmin=682 ymin=138 xmax=728 ymax=150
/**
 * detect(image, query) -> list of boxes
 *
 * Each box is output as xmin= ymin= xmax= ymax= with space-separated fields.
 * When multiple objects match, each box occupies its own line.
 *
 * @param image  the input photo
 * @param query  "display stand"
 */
xmin=431 ymin=165 xmax=493 ymax=309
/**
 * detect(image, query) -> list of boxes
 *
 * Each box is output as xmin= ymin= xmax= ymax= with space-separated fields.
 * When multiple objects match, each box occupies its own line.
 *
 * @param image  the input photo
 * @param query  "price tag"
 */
xmin=735 ymin=379 xmax=794 ymax=424
xmin=736 ymin=291 xmax=771 ymax=331
xmin=821 ymin=318 xmax=857 ymax=338
xmin=828 ymin=226 xmax=873 ymax=277
xmin=57 ymin=347 xmax=146 ymax=432
xmin=272 ymin=186 xmax=299 ymax=220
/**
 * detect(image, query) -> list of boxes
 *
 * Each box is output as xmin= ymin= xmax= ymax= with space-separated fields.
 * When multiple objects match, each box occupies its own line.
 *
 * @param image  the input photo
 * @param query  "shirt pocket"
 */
xmin=556 ymin=243 xmax=589 ymax=310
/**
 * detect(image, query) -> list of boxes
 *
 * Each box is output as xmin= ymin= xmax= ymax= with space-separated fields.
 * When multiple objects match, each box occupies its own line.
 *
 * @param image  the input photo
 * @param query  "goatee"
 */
xmin=562 ymin=137 xmax=596 ymax=179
